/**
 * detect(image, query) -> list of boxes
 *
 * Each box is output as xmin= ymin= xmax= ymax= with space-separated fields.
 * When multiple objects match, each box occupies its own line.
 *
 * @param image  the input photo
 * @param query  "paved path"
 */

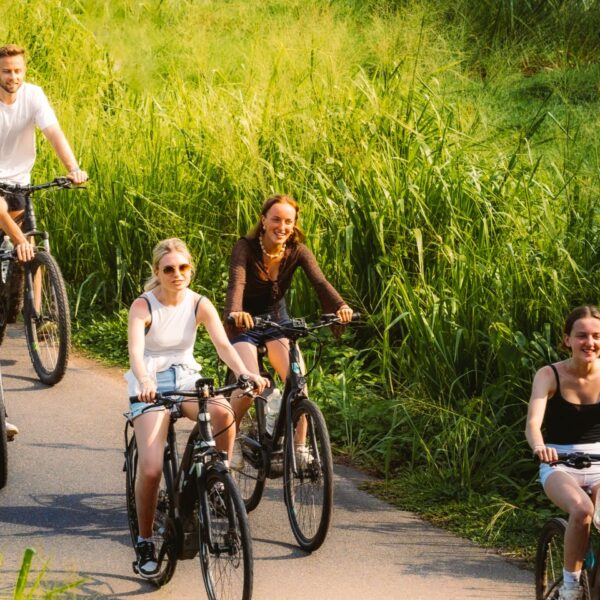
xmin=0 ymin=324 xmax=533 ymax=598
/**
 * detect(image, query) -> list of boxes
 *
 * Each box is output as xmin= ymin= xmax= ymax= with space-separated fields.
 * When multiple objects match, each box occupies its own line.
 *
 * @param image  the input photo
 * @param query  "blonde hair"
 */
xmin=143 ymin=238 xmax=194 ymax=291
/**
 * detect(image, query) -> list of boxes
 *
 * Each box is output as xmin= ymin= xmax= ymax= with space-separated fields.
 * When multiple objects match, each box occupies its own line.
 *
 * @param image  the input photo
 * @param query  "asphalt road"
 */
xmin=0 ymin=323 xmax=533 ymax=599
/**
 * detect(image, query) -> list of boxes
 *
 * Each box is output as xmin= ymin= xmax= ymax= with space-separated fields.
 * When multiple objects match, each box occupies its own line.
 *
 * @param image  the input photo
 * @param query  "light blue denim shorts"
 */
xmin=126 ymin=365 xmax=199 ymax=422
xmin=539 ymin=442 xmax=600 ymax=492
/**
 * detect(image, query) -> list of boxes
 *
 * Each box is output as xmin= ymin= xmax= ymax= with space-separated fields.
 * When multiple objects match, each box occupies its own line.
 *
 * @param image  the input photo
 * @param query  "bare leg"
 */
xmin=181 ymin=396 xmax=236 ymax=460
xmin=230 ymin=341 xmax=260 ymax=428
xmin=133 ymin=409 xmax=170 ymax=538
xmin=266 ymin=338 xmax=308 ymax=443
xmin=544 ymin=471 xmax=594 ymax=572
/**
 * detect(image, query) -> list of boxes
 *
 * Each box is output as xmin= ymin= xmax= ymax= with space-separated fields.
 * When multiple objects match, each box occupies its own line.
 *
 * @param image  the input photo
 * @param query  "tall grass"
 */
xmin=4 ymin=0 xmax=600 ymax=512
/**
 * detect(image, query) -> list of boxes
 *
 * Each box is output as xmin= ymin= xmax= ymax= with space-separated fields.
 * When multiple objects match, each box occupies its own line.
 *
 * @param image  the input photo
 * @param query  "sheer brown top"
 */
xmin=224 ymin=237 xmax=345 ymax=338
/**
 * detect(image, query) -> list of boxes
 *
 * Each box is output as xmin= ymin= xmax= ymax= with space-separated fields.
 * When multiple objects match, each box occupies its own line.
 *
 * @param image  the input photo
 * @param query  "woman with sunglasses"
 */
xmin=125 ymin=237 xmax=267 ymax=579
xmin=225 ymin=195 xmax=353 ymax=459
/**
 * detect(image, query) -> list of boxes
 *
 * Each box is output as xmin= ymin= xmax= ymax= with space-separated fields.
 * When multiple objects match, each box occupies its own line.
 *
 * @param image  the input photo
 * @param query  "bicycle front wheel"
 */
xmin=232 ymin=404 xmax=266 ymax=512
xmin=283 ymin=398 xmax=333 ymax=552
xmin=125 ymin=435 xmax=178 ymax=587
xmin=23 ymin=251 xmax=70 ymax=385
xmin=535 ymin=517 xmax=591 ymax=600
xmin=0 ymin=370 xmax=7 ymax=489
xmin=199 ymin=469 xmax=253 ymax=600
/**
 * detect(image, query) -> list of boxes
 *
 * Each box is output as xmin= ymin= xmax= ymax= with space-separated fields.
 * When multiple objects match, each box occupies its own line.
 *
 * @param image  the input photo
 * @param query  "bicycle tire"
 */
xmin=23 ymin=251 xmax=70 ymax=385
xmin=0 ymin=371 xmax=7 ymax=489
xmin=535 ymin=517 xmax=591 ymax=600
xmin=125 ymin=435 xmax=178 ymax=587
xmin=283 ymin=398 xmax=333 ymax=552
xmin=0 ymin=261 xmax=12 ymax=345
xmin=232 ymin=405 xmax=266 ymax=512
xmin=199 ymin=469 xmax=253 ymax=600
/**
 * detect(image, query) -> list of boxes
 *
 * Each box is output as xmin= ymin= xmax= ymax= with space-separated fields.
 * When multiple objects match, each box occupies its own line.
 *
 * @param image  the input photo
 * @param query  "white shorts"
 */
xmin=539 ymin=442 xmax=600 ymax=492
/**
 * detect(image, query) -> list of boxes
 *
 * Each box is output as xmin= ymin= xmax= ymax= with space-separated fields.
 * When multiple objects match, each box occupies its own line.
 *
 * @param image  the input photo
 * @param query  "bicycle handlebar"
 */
xmin=226 ymin=312 xmax=361 ymax=333
xmin=546 ymin=452 xmax=600 ymax=469
xmin=0 ymin=176 xmax=78 ymax=195
xmin=128 ymin=374 xmax=254 ymax=405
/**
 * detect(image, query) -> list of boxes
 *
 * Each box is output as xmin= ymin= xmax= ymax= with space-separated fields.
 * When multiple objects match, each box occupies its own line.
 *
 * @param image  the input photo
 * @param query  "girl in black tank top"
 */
xmin=525 ymin=306 xmax=600 ymax=598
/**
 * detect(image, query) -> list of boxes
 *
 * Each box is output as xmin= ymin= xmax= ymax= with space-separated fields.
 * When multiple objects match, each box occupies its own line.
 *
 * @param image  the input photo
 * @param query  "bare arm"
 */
xmin=525 ymin=365 xmax=557 ymax=463
xmin=127 ymin=298 xmax=155 ymax=401
xmin=225 ymin=239 xmax=254 ymax=329
xmin=42 ymin=124 xmax=88 ymax=184
xmin=197 ymin=297 xmax=266 ymax=392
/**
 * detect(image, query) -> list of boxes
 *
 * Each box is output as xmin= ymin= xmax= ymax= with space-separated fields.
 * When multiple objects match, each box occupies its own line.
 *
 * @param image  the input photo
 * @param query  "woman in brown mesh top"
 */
xmin=225 ymin=194 xmax=353 ymax=431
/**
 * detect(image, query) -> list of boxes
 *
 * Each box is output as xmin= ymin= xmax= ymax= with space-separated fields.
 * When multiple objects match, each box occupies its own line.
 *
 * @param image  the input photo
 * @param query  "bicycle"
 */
xmin=124 ymin=375 xmax=254 ymax=599
xmin=0 ymin=367 xmax=7 ymax=489
xmin=229 ymin=312 xmax=359 ymax=552
xmin=0 ymin=177 xmax=75 ymax=385
xmin=536 ymin=452 xmax=600 ymax=600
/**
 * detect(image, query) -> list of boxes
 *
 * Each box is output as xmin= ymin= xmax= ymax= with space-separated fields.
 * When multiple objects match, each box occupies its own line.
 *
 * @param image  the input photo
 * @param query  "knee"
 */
xmin=138 ymin=456 xmax=163 ymax=483
xmin=569 ymin=502 xmax=594 ymax=527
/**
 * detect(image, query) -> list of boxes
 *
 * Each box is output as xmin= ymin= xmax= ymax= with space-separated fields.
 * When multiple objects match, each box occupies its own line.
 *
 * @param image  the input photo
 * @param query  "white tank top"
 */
xmin=124 ymin=288 xmax=203 ymax=395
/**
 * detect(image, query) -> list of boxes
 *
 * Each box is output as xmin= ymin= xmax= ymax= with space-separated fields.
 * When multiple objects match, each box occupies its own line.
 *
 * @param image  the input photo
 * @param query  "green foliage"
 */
xmin=12 ymin=547 xmax=85 ymax=598
xmin=7 ymin=0 xmax=600 ymax=555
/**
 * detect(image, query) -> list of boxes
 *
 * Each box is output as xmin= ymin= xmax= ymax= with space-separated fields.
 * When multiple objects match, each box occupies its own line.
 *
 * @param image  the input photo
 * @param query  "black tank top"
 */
xmin=544 ymin=364 xmax=600 ymax=444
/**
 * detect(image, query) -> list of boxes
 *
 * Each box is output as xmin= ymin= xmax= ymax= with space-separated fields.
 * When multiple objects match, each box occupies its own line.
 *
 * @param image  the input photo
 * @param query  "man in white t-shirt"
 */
xmin=0 ymin=44 xmax=88 ymax=439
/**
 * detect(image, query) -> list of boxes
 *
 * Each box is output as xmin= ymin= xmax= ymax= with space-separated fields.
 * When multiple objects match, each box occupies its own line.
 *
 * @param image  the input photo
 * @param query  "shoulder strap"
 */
xmin=139 ymin=294 xmax=152 ymax=334
xmin=548 ymin=363 xmax=560 ymax=396
xmin=194 ymin=294 xmax=205 ymax=319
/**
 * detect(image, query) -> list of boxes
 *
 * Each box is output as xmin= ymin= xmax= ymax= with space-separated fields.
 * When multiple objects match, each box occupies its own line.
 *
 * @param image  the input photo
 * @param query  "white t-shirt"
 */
xmin=0 ymin=82 xmax=58 ymax=185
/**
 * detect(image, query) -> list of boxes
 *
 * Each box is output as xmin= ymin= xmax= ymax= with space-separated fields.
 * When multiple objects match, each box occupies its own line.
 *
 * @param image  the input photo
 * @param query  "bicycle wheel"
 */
xmin=0 ymin=371 xmax=7 ymax=489
xmin=23 ymin=251 xmax=70 ymax=385
xmin=0 ymin=261 xmax=13 ymax=345
xmin=125 ymin=436 xmax=178 ymax=587
xmin=283 ymin=398 xmax=333 ymax=552
xmin=232 ymin=404 xmax=266 ymax=512
xmin=535 ymin=517 xmax=591 ymax=600
xmin=199 ymin=469 xmax=253 ymax=600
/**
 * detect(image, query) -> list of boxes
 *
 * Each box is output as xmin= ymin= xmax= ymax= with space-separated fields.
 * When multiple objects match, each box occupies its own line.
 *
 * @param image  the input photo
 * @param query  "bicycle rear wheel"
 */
xmin=535 ymin=517 xmax=591 ymax=600
xmin=23 ymin=251 xmax=70 ymax=385
xmin=232 ymin=404 xmax=266 ymax=512
xmin=125 ymin=435 xmax=177 ymax=587
xmin=283 ymin=398 xmax=333 ymax=552
xmin=0 ymin=370 xmax=7 ymax=489
xmin=199 ymin=469 xmax=253 ymax=600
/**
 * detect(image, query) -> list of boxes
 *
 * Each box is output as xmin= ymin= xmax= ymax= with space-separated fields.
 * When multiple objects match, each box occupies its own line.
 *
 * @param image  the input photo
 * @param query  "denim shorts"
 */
xmin=126 ymin=365 xmax=199 ymax=422
xmin=539 ymin=442 xmax=600 ymax=492
xmin=230 ymin=320 xmax=292 ymax=347
xmin=0 ymin=189 xmax=26 ymax=212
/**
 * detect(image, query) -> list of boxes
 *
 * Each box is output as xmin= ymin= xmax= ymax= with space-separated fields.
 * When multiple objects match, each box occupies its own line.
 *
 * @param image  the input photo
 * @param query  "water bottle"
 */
xmin=264 ymin=387 xmax=282 ymax=435
xmin=0 ymin=236 xmax=13 ymax=283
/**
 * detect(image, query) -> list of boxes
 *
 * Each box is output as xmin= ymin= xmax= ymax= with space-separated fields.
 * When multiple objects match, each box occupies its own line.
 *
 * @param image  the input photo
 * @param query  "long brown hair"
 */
xmin=247 ymin=195 xmax=305 ymax=244
xmin=144 ymin=238 xmax=194 ymax=291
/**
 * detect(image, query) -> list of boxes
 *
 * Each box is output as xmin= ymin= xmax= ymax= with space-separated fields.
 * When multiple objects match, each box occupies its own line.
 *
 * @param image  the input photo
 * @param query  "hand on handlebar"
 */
xmin=66 ymin=169 xmax=88 ymax=186
xmin=15 ymin=240 xmax=35 ymax=262
xmin=336 ymin=305 xmax=353 ymax=323
xmin=137 ymin=376 xmax=157 ymax=403
xmin=241 ymin=373 xmax=270 ymax=395
xmin=229 ymin=311 xmax=254 ymax=329
xmin=534 ymin=445 xmax=558 ymax=463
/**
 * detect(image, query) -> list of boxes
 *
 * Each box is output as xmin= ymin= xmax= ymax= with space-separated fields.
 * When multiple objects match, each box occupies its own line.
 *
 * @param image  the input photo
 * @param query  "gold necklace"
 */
xmin=259 ymin=234 xmax=286 ymax=259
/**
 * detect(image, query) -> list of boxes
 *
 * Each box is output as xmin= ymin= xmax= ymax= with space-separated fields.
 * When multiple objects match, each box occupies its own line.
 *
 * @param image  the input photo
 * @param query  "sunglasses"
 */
xmin=162 ymin=263 xmax=192 ymax=275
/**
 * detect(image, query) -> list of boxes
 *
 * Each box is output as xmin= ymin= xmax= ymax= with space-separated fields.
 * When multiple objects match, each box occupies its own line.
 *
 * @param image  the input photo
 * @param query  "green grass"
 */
xmin=7 ymin=0 xmax=600 ymax=558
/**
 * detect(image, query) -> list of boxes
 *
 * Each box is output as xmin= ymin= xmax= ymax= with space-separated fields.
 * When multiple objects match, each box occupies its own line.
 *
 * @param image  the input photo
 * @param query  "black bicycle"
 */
xmin=230 ymin=313 xmax=359 ymax=552
xmin=0 ymin=177 xmax=75 ymax=385
xmin=536 ymin=452 xmax=600 ymax=600
xmin=124 ymin=375 xmax=254 ymax=599
xmin=0 ymin=367 xmax=7 ymax=489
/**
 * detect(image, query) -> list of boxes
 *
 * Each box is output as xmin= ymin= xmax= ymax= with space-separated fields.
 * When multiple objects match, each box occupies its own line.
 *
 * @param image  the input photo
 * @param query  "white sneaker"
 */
xmin=230 ymin=441 xmax=245 ymax=470
xmin=295 ymin=445 xmax=314 ymax=470
xmin=559 ymin=584 xmax=583 ymax=600
xmin=6 ymin=421 xmax=19 ymax=441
